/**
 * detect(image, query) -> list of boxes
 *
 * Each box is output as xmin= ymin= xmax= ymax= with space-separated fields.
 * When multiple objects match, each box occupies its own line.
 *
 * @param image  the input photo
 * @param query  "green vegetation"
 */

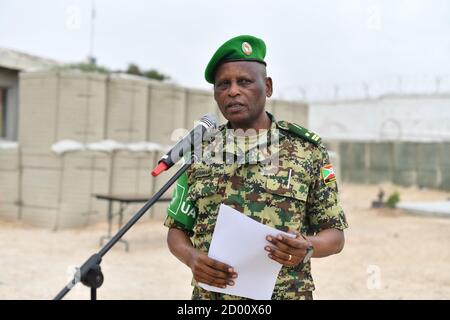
xmin=61 ymin=62 xmax=110 ymax=74
xmin=125 ymin=63 xmax=170 ymax=81
xmin=386 ymin=191 xmax=400 ymax=208
xmin=56 ymin=62 xmax=170 ymax=81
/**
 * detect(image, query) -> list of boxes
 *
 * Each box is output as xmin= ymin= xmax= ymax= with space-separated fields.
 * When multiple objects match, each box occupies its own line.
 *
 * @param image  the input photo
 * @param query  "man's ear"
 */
xmin=265 ymin=77 xmax=273 ymax=98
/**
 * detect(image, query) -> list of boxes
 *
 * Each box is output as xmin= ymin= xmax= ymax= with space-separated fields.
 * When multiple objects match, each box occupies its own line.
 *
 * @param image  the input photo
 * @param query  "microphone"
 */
xmin=151 ymin=113 xmax=218 ymax=177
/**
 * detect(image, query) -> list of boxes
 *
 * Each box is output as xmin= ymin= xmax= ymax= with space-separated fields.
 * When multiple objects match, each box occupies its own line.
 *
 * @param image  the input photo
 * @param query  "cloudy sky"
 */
xmin=1 ymin=0 xmax=449 ymax=99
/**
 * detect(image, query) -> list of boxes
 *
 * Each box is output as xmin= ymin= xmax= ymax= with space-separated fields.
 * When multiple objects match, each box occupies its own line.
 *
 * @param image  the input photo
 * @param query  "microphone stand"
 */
xmin=53 ymin=160 xmax=192 ymax=300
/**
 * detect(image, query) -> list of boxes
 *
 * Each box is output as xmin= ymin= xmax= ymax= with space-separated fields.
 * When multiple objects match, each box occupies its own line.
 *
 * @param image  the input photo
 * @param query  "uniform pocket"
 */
xmin=266 ymin=176 xmax=309 ymax=202
xmin=265 ymin=175 xmax=309 ymax=229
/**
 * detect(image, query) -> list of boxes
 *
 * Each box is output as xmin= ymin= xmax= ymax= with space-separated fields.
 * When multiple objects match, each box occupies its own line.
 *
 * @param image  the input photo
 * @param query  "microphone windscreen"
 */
xmin=200 ymin=113 xmax=218 ymax=129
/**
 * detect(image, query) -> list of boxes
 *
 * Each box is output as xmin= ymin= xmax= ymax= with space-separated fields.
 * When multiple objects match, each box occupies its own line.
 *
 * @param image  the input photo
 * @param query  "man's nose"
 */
xmin=227 ymin=82 xmax=240 ymax=97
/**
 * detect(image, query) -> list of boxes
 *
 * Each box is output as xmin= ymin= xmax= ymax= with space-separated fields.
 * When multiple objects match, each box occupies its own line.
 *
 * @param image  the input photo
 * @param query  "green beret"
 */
xmin=204 ymin=35 xmax=267 ymax=84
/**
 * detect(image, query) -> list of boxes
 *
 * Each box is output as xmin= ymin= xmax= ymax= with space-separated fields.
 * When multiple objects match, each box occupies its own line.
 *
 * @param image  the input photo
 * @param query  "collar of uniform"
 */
xmin=218 ymin=112 xmax=282 ymax=164
xmin=222 ymin=111 xmax=277 ymax=131
xmin=203 ymin=111 xmax=285 ymax=165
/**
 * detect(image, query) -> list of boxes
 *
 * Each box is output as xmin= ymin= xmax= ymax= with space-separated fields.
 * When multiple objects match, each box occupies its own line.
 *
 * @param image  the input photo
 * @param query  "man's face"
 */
xmin=213 ymin=61 xmax=273 ymax=129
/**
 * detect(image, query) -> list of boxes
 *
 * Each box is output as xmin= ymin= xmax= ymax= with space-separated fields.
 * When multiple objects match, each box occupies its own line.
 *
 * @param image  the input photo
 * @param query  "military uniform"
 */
xmin=164 ymin=113 xmax=348 ymax=300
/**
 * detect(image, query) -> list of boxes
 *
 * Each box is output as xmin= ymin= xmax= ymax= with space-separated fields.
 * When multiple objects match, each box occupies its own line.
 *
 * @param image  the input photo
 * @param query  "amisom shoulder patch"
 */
xmin=167 ymin=172 xmax=196 ymax=230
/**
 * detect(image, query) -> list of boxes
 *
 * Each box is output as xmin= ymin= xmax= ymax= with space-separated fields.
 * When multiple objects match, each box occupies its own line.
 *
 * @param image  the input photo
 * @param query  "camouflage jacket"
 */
xmin=164 ymin=113 xmax=348 ymax=300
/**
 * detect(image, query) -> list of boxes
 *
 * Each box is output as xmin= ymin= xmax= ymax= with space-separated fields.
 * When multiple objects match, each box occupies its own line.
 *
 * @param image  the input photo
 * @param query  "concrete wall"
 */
xmin=0 ymin=147 xmax=20 ymax=220
xmin=106 ymin=75 xmax=150 ymax=142
xmin=148 ymin=82 xmax=187 ymax=145
xmin=441 ymin=143 xmax=450 ymax=190
xmin=109 ymin=150 xmax=158 ymax=221
xmin=18 ymin=149 xmax=161 ymax=230
xmin=184 ymin=88 xmax=217 ymax=129
xmin=310 ymin=95 xmax=450 ymax=142
xmin=311 ymin=94 xmax=450 ymax=191
xmin=19 ymin=71 xmax=108 ymax=149
xmin=271 ymin=99 xmax=308 ymax=127
xmin=336 ymin=141 xmax=450 ymax=191
xmin=20 ymin=150 xmax=112 ymax=229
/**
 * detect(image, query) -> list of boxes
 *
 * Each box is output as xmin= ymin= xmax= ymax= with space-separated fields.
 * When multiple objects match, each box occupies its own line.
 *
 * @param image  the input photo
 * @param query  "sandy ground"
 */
xmin=1 ymin=183 xmax=450 ymax=300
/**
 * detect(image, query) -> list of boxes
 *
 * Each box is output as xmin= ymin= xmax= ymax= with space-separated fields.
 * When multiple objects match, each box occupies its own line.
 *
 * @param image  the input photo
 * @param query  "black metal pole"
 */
xmin=54 ymin=162 xmax=191 ymax=300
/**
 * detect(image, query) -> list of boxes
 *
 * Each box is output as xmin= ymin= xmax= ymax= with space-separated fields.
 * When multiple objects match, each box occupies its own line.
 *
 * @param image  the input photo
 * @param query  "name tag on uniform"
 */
xmin=192 ymin=168 xmax=212 ymax=178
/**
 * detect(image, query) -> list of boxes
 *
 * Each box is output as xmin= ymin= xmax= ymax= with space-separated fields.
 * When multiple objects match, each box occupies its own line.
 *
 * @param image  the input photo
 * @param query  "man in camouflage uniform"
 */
xmin=164 ymin=35 xmax=348 ymax=300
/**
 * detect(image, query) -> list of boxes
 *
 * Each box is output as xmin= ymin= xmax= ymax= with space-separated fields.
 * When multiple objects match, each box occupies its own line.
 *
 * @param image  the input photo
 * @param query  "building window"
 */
xmin=0 ymin=87 xmax=6 ymax=138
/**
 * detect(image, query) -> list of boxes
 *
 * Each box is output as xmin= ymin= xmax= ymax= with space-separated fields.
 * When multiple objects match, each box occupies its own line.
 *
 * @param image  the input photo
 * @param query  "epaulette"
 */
xmin=276 ymin=120 xmax=321 ymax=146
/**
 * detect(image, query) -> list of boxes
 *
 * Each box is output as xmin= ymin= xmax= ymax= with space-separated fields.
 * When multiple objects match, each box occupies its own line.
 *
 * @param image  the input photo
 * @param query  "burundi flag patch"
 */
xmin=321 ymin=164 xmax=336 ymax=185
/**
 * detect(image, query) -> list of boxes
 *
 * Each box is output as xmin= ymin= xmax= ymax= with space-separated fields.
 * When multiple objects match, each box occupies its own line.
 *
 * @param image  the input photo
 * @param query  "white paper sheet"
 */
xmin=199 ymin=204 xmax=295 ymax=300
